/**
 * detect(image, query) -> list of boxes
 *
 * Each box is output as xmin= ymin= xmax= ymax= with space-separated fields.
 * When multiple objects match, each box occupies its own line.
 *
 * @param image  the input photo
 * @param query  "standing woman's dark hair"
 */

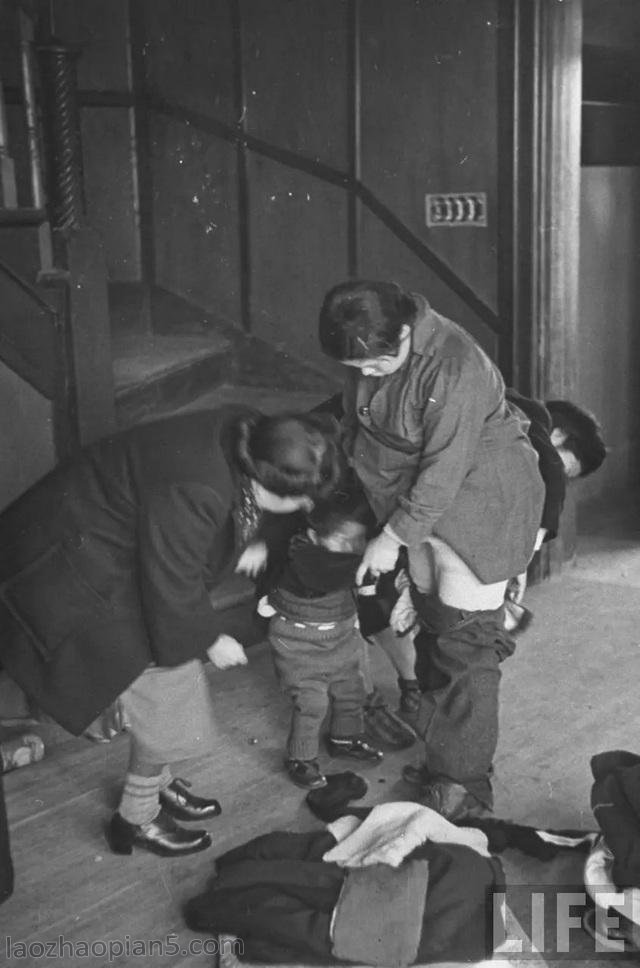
xmin=235 ymin=412 xmax=344 ymax=501
xmin=319 ymin=280 xmax=418 ymax=361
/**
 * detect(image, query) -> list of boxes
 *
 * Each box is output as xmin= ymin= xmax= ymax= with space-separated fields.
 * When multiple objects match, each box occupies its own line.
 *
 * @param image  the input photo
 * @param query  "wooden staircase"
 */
xmin=110 ymin=284 xmax=337 ymax=428
xmin=0 ymin=0 xmax=337 ymax=512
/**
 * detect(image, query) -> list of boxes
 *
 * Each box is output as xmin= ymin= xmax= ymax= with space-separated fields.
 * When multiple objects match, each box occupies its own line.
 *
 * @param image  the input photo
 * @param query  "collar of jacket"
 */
xmin=408 ymin=293 xmax=439 ymax=359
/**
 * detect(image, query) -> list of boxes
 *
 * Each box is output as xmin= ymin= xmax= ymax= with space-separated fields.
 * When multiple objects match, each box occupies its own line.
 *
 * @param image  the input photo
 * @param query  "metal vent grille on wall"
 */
xmin=425 ymin=192 xmax=487 ymax=227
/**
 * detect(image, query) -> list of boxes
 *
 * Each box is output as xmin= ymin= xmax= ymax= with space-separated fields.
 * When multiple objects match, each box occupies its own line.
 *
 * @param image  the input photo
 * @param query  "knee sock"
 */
xmin=118 ymin=772 xmax=161 ymax=826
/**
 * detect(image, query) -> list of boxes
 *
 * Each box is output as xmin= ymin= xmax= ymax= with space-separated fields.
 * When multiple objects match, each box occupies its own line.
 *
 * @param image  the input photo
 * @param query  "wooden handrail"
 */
xmin=0 ymin=206 xmax=48 ymax=226
xmin=0 ymin=254 xmax=58 ymax=316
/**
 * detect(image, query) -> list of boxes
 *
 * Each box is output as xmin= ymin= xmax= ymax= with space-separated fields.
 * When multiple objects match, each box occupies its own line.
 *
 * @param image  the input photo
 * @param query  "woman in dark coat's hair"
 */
xmin=0 ymin=406 xmax=341 ymax=860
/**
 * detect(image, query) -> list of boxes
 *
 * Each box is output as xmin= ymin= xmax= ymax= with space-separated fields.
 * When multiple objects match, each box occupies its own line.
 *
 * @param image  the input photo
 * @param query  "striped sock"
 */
xmin=118 ymin=772 xmax=161 ymax=826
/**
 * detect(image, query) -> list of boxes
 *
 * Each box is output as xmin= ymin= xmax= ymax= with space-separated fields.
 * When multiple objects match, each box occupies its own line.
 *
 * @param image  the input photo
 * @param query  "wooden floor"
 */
xmin=1 ymin=644 xmax=422 ymax=967
xmin=2 ymin=499 xmax=640 ymax=967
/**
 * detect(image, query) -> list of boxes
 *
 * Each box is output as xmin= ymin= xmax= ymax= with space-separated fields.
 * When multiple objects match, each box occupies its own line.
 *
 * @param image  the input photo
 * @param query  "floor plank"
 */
xmin=3 ymin=502 xmax=640 ymax=966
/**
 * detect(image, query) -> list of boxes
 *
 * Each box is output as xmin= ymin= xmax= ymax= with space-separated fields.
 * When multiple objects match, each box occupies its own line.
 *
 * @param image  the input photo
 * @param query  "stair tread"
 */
xmin=113 ymin=332 xmax=231 ymax=392
xmin=173 ymin=384 xmax=330 ymax=415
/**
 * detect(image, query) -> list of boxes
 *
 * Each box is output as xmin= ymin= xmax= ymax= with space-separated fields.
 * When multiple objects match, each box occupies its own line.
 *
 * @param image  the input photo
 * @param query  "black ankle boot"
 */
xmin=159 ymin=778 xmax=222 ymax=821
xmin=107 ymin=809 xmax=212 ymax=857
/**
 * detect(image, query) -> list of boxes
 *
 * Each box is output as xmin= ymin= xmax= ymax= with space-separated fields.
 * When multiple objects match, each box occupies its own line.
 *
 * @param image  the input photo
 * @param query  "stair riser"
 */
xmin=115 ymin=348 xmax=237 ymax=426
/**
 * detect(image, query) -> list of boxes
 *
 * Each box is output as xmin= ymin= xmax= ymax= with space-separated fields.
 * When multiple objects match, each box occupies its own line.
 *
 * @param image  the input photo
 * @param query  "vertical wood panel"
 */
xmin=358 ymin=202 xmax=499 ymax=361
xmin=242 ymin=0 xmax=349 ymax=169
xmin=81 ymin=108 xmax=140 ymax=280
xmin=536 ymin=1 xmax=582 ymax=404
xmin=247 ymin=153 xmax=348 ymax=376
xmin=51 ymin=0 xmax=130 ymax=91
xmin=583 ymin=0 xmax=640 ymax=47
xmin=359 ymin=0 xmax=500 ymax=313
xmin=150 ymin=114 xmax=241 ymax=324
xmin=577 ymin=167 xmax=640 ymax=502
xmin=142 ymin=0 xmax=236 ymax=124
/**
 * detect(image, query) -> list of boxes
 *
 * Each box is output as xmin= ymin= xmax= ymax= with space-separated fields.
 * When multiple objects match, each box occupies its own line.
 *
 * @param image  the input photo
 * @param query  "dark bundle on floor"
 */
xmin=184 ymin=822 xmax=503 ymax=965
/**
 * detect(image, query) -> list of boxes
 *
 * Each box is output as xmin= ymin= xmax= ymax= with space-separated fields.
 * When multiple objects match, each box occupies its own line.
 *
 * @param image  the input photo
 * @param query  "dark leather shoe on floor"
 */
xmin=159 ymin=778 xmax=222 ymax=822
xmin=327 ymin=736 xmax=384 ymax=762
xmin=107 ymin=809 xmax=212 ymax=857
xmin=286 ymin=758 xmax=328 ymax=790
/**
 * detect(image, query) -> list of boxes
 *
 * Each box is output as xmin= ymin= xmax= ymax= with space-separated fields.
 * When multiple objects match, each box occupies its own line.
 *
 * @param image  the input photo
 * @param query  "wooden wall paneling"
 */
xmin=142 ymin=0 xmax=236 ymax=125
xmin=64 ymin=227 xmax=116 ymax=445
xmin=50 ymin=0 xmax=130 ymax=91
xmin=246 ymin=152 xmax=348 ymax=378
xmin=242 ymin=0 xmax=349 ymax=170
xmin=346 ymin=0 xmax=361 ymax=277
xmin=583 ymin=0 xmax=640 ymax=49
xmin=582 ymin=103 xmax=640 ymax=166
xmin=358 ymin=202 xmax=499 ymax=362
xmin=508 ymin=0 xmax=583 ymax=575
xmin=358 ymin=0 xmax=500 ymax=313
xmin=129 ymin=0 xmax=155 ymax=292
xmin=230 ymin=0 xmax=251 ymax=332
xmin=535 ymin=0 xmax=582 ymax=406
xmin=577 ymin=167 xmax=640 ymax=500
xmin=149 ymin=113 xmax=241 ymax=325
xmin=582 ymin=43 xmax=640 ymax=104
xmin=80 ymin=107 xmax=140 ymax=281
xmin=496 ymin=0 xmax=526 ymax=392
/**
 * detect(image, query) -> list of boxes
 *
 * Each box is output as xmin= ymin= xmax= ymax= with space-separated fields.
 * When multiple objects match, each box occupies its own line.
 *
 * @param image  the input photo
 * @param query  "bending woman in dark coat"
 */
xmin=0 ymin=407 xmax=341 ymax=858
xmin=318 ymin=280 xmax=545 ymax=821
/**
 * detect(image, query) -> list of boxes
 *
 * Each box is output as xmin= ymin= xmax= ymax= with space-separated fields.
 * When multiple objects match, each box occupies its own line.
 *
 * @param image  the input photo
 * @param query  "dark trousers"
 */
xmin=269 ymin=614 xmax=366 ymax=760
xmin=413 ymin=595 xmax=515 ymax=807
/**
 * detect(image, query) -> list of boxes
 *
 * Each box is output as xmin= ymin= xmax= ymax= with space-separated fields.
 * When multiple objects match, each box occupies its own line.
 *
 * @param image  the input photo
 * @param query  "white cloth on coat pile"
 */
xmin=323 ymin=800 xmax=490 ymax=867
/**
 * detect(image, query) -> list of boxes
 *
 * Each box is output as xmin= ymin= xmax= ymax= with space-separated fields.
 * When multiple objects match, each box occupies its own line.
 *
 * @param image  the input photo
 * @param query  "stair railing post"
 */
xmin=18 ymin=9 xmax=45 ymax=210
xmin=35 ymin=37 xmax=85 ymax=234
xmin=0 ymin=79 xmax=18 ymax=208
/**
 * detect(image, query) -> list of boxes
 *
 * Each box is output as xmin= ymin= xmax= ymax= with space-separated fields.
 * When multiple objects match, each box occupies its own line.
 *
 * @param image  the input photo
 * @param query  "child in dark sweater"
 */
xmin=260 ymin=494 xmax=383 ymax=790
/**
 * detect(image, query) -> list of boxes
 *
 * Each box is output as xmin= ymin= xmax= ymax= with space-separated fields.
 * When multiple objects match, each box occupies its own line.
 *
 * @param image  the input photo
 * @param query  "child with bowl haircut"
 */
xmin=260 ymin=492 xmax=383 ymax=789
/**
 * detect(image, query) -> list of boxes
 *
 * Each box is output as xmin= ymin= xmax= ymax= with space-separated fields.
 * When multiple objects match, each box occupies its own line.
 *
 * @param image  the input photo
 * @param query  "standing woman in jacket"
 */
xmin=0 ymin=408 xmax=340 ymax=857
xmin=318 ymin=280 xmax=545 ymax=820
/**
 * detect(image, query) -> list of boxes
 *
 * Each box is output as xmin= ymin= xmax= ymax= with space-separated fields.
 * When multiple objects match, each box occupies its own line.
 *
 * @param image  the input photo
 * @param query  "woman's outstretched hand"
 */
xmin=235 ymin=541 xmax=268 ymax=577
xmin=207 ymin=634 xmax=248 ymax=669
xmin=355 ymin=531 xmax=401 ymax=585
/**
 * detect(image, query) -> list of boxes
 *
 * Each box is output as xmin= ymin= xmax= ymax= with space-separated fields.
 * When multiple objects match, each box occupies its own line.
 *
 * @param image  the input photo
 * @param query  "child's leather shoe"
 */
xmin=286 ymin=758 xmax=328 ymax=790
